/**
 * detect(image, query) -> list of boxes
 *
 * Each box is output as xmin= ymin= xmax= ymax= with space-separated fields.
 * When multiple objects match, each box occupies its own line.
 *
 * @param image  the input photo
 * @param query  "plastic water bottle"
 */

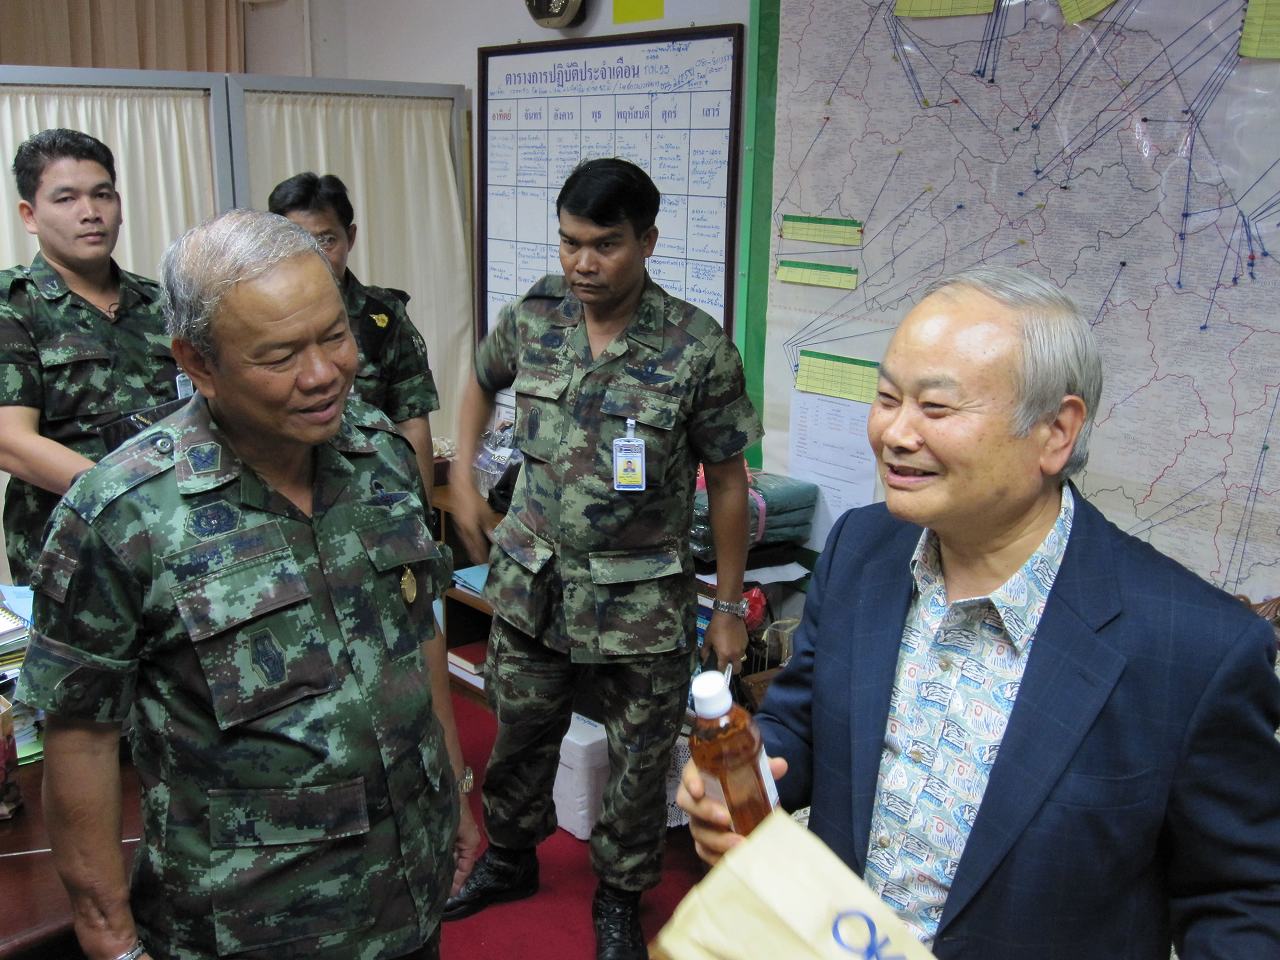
xmin=689 ymin=670 xmax=779 ymax=836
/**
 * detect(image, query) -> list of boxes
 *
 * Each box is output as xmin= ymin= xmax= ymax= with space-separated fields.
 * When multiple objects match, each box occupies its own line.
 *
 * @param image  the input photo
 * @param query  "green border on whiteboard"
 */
xmin=737 ymin=0 xmax=779 ymax=469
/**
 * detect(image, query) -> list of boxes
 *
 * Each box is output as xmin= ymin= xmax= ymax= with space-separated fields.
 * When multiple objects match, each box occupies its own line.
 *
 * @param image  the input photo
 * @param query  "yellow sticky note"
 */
xmin=614 ymin=0 xmax=664 ymax=24
xmin=894 ymin=0 xmax=995 ymax=16
xmin=1241 ymin=0 xmax=1280 ymax=59
xmin=1057 ymin=0 xmax=1117 ymax=24
xmin=777 ymin=260 xmax=858 ymax=291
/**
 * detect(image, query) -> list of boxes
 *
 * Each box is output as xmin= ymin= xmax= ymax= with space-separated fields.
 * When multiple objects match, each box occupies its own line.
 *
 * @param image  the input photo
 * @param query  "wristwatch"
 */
xmin=457 ymin=765 xmax=475 ymax=795
xmin=711 ymin=597 xmax=749 ymax=618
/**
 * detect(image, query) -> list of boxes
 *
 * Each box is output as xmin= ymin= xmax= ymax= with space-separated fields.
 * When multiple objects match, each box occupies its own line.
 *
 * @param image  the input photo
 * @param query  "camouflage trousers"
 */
xmin=482 ymin=615 xmax=692 ymax=891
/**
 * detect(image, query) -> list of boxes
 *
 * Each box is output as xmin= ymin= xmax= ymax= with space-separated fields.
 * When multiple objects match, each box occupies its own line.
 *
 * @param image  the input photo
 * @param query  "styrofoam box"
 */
xmin=553 ymin=713 xmax=609 ymax=840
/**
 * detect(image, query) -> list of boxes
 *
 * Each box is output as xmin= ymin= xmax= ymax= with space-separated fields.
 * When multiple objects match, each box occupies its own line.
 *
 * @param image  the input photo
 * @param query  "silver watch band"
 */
xmin=111 ymin=940 xmax=147 ymax=960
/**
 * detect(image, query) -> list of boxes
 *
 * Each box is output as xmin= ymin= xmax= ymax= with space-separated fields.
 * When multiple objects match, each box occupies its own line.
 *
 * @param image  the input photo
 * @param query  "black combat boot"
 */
xmin=592 ymin=882 xmax=646 ymax=960
xmin=441 ymin=845 xmax=539 ymax=920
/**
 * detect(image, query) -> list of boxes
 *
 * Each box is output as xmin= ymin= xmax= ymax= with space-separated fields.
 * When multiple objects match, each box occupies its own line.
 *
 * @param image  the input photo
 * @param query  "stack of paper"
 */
xmin=0 ymin=586 xmax=32 ymax=684
xmin=452 ymin=564 xmax=490 ymax=595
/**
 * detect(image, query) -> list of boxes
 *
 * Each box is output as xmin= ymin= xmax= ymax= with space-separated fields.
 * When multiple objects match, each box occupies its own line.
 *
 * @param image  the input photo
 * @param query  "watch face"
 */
xmin=525 ymin=0 xmax=586 ymax=28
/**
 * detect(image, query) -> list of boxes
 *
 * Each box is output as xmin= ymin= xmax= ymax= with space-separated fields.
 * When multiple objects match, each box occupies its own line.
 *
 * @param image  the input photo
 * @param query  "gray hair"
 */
xmin=161 ymin=209 xmax=331 ymax=360
xmin=923 ymin=266 xmax=1103 ymax=479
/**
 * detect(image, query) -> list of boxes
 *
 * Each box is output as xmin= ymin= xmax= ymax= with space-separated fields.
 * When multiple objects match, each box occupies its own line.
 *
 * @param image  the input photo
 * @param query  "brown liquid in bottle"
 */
xmin=689 ymin=701 xmax=777 ymax=836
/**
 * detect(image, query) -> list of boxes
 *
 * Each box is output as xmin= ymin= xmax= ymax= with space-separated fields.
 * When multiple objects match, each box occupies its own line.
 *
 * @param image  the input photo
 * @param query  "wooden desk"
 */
xmin=0 ymin=759 xmax=141 ymax=960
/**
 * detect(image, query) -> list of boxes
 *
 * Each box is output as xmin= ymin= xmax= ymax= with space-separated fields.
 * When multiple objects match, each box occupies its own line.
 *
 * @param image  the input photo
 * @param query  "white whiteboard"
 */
xmin=478 ymin=25 xmax=743 ymax=334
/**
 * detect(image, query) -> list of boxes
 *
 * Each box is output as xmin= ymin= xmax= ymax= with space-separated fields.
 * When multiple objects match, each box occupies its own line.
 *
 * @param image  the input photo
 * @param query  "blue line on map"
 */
xmin=1093 ymin=262 xmax=1126 ymax=327
xmin=828 ymin=2 xmax=885 ymax=103
xmin=887 ymin=13 xmax=926 ymax=109
xmin=1222 ymin=393 xmax=1276 ymax=590
xmin=862 ymin=187 xmax=931 ymax=248
xmin=1023 ymin=6 xmax=1242 ymax=189
xmin=865 ymin=153 xmax=901 ymax=229
xmin=1175 ymin=122 xmax=1198 ymax=289
xmin=1021 ymin=0 xmax=1139 ymax=132
xmin=892 ymin=17 xmax=995 ymax=133
xmin=773 ymin=117 xmax=830 ymax=218
xmin=1130 ymin=501 xmax=1210 ymax=538
xmin=1203 ymin=219 xmax=1237 ymax=329
xmin=1125 ymin=472 xmax=1226 ymax=538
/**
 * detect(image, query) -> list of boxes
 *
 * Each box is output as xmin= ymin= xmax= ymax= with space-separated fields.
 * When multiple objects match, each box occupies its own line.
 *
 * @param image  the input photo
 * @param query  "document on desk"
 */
xmin=789 ymin=388 xmax=877 ymax=550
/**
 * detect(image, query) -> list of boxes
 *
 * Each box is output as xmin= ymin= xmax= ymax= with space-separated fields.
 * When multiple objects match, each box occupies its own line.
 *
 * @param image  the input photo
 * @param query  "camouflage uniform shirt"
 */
xmin=17 ymin=397 xmax=458 ymax=960
xmin=477 ymin=275 xmax=762 ymax=663
xmin=342 ymin=270 xmax=438 ymax=422
xmin=0 ymin=253 xmax=179 ymax=582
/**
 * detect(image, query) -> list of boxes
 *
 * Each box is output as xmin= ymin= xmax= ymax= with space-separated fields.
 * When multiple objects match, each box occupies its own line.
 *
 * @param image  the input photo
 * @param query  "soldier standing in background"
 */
xmin=0 ymin=128 xmax=182 ymax=582
xmin=268 ymin=172 xmax=439 ymax=501
xmin=17 ymin=210 xmax=477 ymax=960
xmin=444 ymin=158 xmax=761 ymax=960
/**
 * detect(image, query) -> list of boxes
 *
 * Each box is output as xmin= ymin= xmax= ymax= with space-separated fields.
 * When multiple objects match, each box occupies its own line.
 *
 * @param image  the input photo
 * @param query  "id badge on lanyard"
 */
xmin=613 ymin=417 xmax=646 ymax=492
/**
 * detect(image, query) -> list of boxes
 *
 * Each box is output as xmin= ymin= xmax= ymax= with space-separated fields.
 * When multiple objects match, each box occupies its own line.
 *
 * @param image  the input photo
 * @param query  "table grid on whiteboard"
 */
xmin=484 ymin=32 xmax=739 ymax=330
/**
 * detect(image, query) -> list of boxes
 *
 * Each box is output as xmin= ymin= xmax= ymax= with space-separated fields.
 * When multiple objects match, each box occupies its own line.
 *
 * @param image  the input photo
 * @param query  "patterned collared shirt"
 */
xmin=864 ymin=487 xmax=1075 ymax=945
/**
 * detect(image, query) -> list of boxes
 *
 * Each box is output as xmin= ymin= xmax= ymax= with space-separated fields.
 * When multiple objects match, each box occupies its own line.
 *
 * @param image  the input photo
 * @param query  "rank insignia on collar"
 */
xmin=186 ymin=500 xmax=241 ymax=540
xmin=372 ymin=313 xmax=390 ymax=328
xmin=186 ymin=441 xmax=222 ymax=474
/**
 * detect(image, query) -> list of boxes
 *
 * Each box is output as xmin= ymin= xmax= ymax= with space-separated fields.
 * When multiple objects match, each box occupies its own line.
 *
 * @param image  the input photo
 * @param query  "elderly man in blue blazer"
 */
xmin=679 ymin=266 xmax=1280 ymax=959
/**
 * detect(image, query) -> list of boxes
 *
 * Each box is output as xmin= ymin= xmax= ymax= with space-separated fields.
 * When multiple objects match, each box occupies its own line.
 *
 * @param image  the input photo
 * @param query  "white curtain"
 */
xmin=0 ymin=85 xmax=217 ymax=279
xmin=243 ymin=91 xmax=474 ymax=438
xmin=0 ymin=85 xmax=217 ymax=583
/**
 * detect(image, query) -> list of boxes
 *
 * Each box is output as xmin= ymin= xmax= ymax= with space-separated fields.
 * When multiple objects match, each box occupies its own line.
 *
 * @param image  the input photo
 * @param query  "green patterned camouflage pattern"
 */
xmin=0 ymin=254 xmax=179 ymax=582
xmin=481 ymin=616 xmax=692 ymax=890
xmin=342 ymin=271 xmax=438 ymax=423
xmin=475 ymin=274 xmax=762 ymax=663
xmin=17 ymin=396 xmax=457 ymax=960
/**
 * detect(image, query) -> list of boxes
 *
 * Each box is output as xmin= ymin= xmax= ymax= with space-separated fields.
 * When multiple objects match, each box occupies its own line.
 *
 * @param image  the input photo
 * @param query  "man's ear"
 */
xmin=1039 ymin=394 xmax=1087 ymax=477
xmin=171 ymin=339 xmax=218 ymax=400
xmin=346 ymin=222 xmax=357 ymax=252
xmin=640 ymin=225 xmax=658 ymax=258
xmin=17 ymin=200 xmax=37 ymax=236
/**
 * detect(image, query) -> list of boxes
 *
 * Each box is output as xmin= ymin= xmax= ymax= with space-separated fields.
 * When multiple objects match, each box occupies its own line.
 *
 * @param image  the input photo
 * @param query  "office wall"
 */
xmin=245 ymin=0 xmax=751 ymax=103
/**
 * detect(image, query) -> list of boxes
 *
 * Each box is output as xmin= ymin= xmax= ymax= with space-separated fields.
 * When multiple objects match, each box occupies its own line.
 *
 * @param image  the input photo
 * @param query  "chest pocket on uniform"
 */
xmin=169 ymin=525 xmax=337 ymax=730
xmin=513 ymin=368 xmax=570 ymax=463
xmin=358 ymin=510 xmax=442 ymax=659
xmin=37 ymin=332 xmax=113 ymax=426
xmin=601 ymin=385 xmax=681 ymax=487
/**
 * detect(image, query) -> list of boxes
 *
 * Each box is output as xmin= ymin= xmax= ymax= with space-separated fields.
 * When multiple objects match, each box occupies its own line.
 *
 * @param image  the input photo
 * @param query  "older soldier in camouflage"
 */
xmin=17 ymin=210 xmax=478 ymax=960
xmin=0 ymin=128 xmax=180 ymax=582
xmin=445 ymin=159 xmax=762 ymax=960
xmin=268 ymin=172 xmax=439 ymax=500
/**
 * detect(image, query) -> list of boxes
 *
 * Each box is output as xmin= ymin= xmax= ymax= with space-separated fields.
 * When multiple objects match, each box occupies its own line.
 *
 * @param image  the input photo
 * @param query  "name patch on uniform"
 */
xmin=186 ymin=442 xmax=222 ymax=475
xmin=186 ymin=500 xmax=242 ymax=540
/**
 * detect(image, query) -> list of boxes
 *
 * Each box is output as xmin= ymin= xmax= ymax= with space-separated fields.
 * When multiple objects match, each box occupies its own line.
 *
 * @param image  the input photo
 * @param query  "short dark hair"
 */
xmin=556 ymin=158 xmax=659 ymax=236
xmin=12 ymin=128 xmax=116 ymax=203
xmin=267 ymin=172 xmax=355 ymax=229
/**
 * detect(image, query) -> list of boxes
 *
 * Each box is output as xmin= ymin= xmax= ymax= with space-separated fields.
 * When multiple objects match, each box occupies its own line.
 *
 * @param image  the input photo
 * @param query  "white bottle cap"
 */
xmin=691 ymin=670 xmax=733 ymax=719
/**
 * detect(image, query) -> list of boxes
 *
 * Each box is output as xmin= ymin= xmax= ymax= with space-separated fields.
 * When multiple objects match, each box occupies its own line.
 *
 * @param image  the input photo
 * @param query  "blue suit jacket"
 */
xmin=757 ymin=491 xmax=1280 ymax=959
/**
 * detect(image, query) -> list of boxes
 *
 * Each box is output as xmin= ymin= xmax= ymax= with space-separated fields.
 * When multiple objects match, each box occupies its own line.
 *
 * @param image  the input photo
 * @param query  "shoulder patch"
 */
xmin=72 ymin=431 xmax=176 ymax=524
xmin=664 ymin=297 xmax=725 ymax=348
xmin=345 ymin=395 xmax=398 ymax=432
